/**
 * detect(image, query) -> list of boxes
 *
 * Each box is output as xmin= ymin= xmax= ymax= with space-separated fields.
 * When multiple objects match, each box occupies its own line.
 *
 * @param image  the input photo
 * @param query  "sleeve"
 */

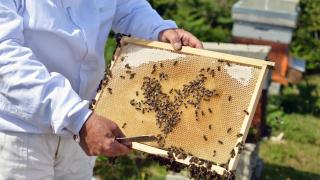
xmin=0 ymin=0 xmax=92 ymax=135
xmin=112 ymin=0 xmax=178 ymax=40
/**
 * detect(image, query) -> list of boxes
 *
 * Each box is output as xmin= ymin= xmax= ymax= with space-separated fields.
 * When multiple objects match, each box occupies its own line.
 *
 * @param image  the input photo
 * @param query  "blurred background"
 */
xmin=96 ymin=0 xmax=320 ymax=179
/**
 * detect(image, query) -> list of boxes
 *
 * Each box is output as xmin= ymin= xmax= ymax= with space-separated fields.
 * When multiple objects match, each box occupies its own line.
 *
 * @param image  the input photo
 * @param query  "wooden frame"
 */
xmin=122 ymin=37 xmax=275 ymax=68
xmin=101 ymin=37 xmax=274 ymax=175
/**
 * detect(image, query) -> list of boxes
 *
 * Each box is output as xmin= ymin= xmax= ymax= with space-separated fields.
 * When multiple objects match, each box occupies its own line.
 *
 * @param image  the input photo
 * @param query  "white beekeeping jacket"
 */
xmin=0 ymin=0 xmax=177 ymax=136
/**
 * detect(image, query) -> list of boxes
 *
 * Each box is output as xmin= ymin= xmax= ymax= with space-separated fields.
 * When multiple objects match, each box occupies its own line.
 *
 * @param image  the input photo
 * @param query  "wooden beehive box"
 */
xmin=93 ymin=37 xmax=274 ymax=176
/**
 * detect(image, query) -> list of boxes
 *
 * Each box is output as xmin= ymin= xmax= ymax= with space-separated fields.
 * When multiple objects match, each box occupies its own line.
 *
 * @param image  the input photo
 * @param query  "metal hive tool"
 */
xmin=92 ymin=37 xmax=274 ymax=175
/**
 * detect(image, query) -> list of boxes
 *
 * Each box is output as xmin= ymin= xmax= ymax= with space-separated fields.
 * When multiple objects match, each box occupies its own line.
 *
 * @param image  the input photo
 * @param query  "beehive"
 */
xmin=93 ymin=37 xmax=274 ymax=175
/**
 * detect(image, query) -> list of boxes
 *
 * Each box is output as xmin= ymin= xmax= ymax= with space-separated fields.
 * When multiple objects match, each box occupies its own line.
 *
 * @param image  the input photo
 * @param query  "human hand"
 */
xmin=79 ymin=113 xmax=132 ymax=156
xmin=158 ymin=28 xmax=203 ymax=50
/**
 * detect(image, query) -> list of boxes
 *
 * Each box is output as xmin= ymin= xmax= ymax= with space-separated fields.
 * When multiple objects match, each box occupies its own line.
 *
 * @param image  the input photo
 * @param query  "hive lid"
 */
xmin=232 ymin=0 xmax=300 ymax=28
xmin=92 ymin=37 xmax=274 ymax=175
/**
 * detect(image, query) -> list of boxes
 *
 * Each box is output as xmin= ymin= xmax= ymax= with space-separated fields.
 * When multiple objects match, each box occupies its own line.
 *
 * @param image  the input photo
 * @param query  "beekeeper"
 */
xmin=0 ymin=1 xmax=203 ymax=179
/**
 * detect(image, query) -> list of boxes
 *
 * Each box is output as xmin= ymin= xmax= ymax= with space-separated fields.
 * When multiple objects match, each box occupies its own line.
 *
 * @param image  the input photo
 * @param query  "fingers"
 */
xmin=104 ymin=139 xmax=132 ymax=157
xmin=159 ymin=28 xmax=203 ymax=50
xmin=159 ymin=29 xmax=182 ymax=50
xmin=113 ymin=126 xmax=132 ymax=148
xmin=176 ymin=29 xmax=203 ymax=49
xmin=188 ymin=36 xmax=203 ymax=49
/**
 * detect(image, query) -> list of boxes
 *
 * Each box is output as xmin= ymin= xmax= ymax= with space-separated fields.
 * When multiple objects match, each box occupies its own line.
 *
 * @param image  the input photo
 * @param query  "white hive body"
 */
xmin=93 ymin=37 xmax=274 ymax=175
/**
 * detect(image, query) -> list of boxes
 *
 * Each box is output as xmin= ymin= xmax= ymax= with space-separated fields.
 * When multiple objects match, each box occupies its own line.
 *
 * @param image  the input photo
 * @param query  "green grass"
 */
xmin=94 ymin=153 xmax=167 ymax=180
xmin=259 ymin=74 xmax=320 ymax=180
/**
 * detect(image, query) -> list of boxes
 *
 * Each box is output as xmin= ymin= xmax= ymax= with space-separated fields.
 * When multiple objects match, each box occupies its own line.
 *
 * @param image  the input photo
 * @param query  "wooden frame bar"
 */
xmin=122 ymin=37 xmax=275 ymax=68
xmin=228 ymin=64 xmax=269 ymax=170
xmin=132 ymin=142 xmax=227 ymax=175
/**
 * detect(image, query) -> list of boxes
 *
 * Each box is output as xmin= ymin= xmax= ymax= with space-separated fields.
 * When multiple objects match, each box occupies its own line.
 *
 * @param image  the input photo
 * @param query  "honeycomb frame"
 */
xmin=93 ymin=37 xmax=274 ymax=175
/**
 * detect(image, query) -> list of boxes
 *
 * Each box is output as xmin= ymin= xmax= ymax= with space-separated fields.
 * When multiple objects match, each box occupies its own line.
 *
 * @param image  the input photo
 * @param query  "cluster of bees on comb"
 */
xmin=130 ymin=60 xmax=219 ymax=137
xmin=148 ymin=145 xmax=236 ymax=180
xmin=157 ymin=141 xmax=244 ymax=179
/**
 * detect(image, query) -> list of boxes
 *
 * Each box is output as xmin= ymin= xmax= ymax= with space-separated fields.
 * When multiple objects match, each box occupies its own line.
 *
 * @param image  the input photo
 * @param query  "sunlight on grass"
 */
xmin=260 ymin=74 xmax=320 ymax=179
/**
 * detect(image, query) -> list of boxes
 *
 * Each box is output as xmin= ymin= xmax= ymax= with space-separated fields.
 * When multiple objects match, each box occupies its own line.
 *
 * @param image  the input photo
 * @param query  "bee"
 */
xmin=213 ymin=150 xmax=216 ymax=157
xmin=107 ymin=88 xmax=112 ymax=94
xmin=230 ymin=149 xmax=235 ymax=158
xmin=227 ymin=128 xmax=232 ymax=133
xmin=217 ymin=66 xmax=221 ymax=71
xmin=228 ymin=96 xmax=232 ymax=101
xmin=244 ymin=110 xmax=249 ymax=115
xmin=209 ymin=69 xmax=215 ymax=77
xmin=173 ymin=61 xmax=178 ymax=66
xmin=89 ymin=103 xmax=93 ymax=110
xmin=189 ymin=157 xmax=195 ymax=163
xmin=106 ymin=70 xmax=113 ymax=78
xmin=91 ymin=99 xmax=96 ymax=105
xmin=206 ymin=162 xmax=213 ymax=169
xmin=201 ymin=111 xmax=205 ymax=116
xmin=125 ymin=64 xmax=131 ymax=69
xmin=208 ymin=124 xmax=212 ymax=130
xmin=226 ymin=62 xmax=231 ymax=66
xmin=121 ymin=57 xmax=125 ymax=61
xmin=206 ymin=67 xmax=210 ymax=72
xmin=125 ymin=70 xmax=132 ymax=74
xmin=236 ymin=133 xmax=243 ymax=138
xmin=121 ymin=122 xmax=127 ymax=128
xmin=200 ymin=68 xmax=205 ymax=72
xmin=218 ymin=140 xmax=223 ymax=144
xmin=120 ymin=75 xmax=125 ymax=79
xmin=129 ymin=73 xmax=136 ymax=79
xmin=160 ymin=63 xmax=163 ymax=68
xmin=183 ymin=103 xmax=188 ymax=109
xmin=208 ymin=108 xmax=212 ymax=113
xmin=135 ymin=91 xmax=139 ymax=96
xmin=203 ymin=135 xmax=208 ymax=141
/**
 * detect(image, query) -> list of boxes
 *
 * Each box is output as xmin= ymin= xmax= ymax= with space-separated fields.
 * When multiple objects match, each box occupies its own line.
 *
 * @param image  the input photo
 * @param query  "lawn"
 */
xmin=260 ymin=74 xmax=320 ymax=180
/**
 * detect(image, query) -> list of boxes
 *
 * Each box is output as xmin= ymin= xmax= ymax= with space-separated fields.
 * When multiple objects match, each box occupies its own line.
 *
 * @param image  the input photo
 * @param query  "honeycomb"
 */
xmin=94 ymin=40 xmax=263 ymax=166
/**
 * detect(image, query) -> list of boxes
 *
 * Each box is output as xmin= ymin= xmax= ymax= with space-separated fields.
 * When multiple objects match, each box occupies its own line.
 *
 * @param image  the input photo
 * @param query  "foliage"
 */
xmin=149 ymin=0 xmax=236 ymax=42
xmin=105 ymin=37 xmax=116 ymax=65
xmin=94 ymin=153 xmax=166 ymax=180
xmin=104 ymin=0 xmax=236 ymax=63
xmin=290 ymin=0 xmax=320 ymax=71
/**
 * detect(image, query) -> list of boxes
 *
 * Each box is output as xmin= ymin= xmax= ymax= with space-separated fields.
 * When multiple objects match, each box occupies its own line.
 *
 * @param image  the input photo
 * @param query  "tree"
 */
xmin=290 ymin=0 xmax=320 ymax=71
xmin=149 ymin=0 xmax=236 ymax=42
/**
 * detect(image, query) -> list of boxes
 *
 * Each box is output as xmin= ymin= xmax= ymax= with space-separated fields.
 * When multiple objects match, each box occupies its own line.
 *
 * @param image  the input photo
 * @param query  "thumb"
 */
xmin=159 ymin=29 xmax=182 ymax=50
